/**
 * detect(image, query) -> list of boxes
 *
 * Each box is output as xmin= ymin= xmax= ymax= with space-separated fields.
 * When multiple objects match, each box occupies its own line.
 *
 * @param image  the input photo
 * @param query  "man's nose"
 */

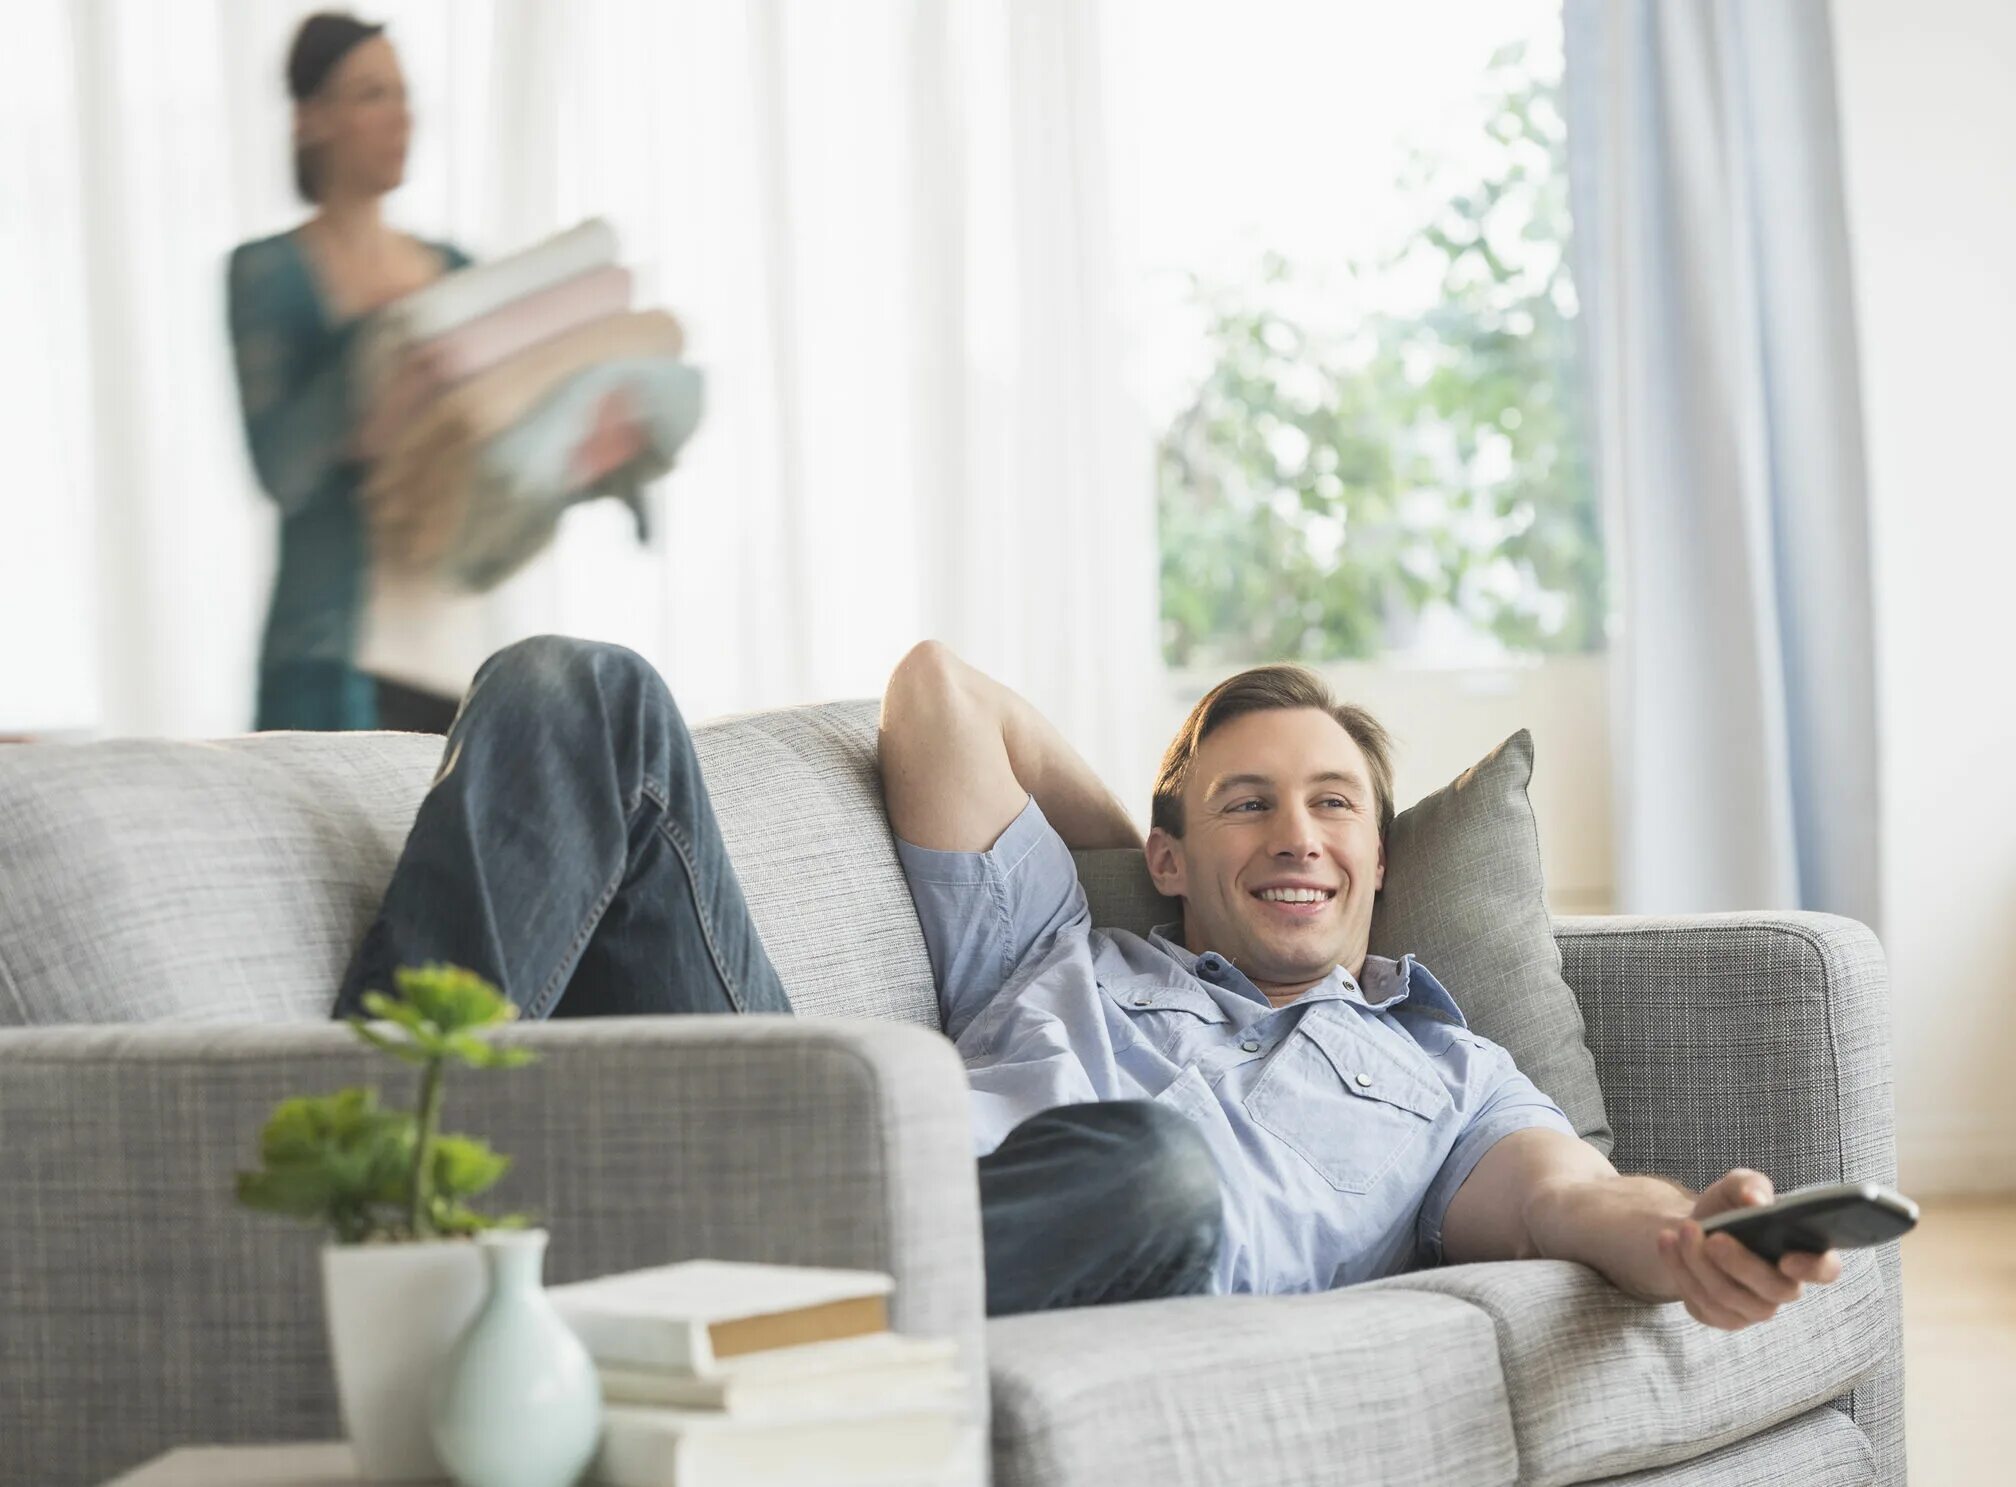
xmin=1268 ymin=804 xmax=1322 ymax=858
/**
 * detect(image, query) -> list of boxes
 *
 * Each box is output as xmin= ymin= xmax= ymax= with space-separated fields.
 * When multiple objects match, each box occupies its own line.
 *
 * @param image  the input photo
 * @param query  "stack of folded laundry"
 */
xmin=352 ymin=219 xmax=703 ymax=592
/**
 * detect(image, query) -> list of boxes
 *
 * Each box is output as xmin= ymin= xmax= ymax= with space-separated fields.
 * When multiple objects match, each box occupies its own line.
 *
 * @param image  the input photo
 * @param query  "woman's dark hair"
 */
xmin=287 ymin=12 xmax=385 ymax=203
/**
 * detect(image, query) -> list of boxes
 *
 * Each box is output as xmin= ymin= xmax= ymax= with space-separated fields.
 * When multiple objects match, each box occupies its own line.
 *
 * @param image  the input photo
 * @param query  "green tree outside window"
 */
xmin=1157 ymin=41 xmax=1603 ymax=669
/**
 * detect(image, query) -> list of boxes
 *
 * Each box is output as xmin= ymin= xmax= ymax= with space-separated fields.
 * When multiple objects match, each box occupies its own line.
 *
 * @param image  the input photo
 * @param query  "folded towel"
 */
xmin=444 ymin=357 xmax=707 ymax=592
xmin=356 ymin=264 xmax=635 ymax=461
xmin=352 ymin=218 xmax=618 ymax=406
xmin=417 ymin=263 xmax=636 ymax=385
xmin=366 ymin=309 xmax=685 ymax=568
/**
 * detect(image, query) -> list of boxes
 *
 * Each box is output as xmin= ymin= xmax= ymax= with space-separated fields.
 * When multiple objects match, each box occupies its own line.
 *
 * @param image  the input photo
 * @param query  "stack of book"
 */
xmin=548 ymin=1260 xmax=972 ymax=1487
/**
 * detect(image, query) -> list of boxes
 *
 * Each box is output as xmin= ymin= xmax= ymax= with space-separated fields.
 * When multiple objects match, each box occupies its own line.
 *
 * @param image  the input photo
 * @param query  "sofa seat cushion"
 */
xmin=985 ymin=1290 xmax=1518 ymax=1487
xmin=1360 ymin=1253 xmax=1888 ymax=1487
xmin=1584 ymin=1404 xmax=1872 ymax=1485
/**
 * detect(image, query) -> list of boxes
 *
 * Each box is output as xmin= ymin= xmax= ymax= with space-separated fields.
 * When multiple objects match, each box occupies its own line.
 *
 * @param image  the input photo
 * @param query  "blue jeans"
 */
xmin=335 ymin=635 xmax=1222 ymax=1315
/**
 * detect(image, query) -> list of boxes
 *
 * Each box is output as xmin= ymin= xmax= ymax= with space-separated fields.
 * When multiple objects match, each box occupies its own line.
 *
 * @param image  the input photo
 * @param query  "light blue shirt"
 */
xmin=896 ymin=796 xmax=1577 ymax=1295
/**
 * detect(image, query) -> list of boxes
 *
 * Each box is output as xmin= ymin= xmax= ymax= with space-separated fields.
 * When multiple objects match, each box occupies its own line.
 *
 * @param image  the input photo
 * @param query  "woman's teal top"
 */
xmin=225 ymin=231 xmax=470 ymax=728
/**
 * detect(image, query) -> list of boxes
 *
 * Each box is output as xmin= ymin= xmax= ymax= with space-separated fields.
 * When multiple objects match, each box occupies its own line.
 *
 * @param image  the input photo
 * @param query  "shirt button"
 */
xmin=1133 ymin=996 xmax=1151 ymax=1007
xmin=1241 ymin=1039 xmax=1261 ymax=1054
xmin=1354 ymin=1073 xmax=1373 ymax=1088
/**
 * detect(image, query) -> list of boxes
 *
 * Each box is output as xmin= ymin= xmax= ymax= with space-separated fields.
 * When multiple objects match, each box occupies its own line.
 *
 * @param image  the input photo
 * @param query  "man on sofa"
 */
xmin=334 ymin=635 xmax=1843 ymax=1328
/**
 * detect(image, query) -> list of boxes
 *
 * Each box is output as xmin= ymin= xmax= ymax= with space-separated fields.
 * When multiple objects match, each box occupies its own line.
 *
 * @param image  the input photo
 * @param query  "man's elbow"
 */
xmin=882 ymin=639 xmax=969 ymax=731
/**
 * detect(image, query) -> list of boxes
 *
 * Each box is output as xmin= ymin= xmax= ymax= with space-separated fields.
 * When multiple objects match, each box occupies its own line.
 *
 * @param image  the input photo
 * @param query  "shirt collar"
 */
xmin=1145 ymin=923 xmax=1462 ymax=1022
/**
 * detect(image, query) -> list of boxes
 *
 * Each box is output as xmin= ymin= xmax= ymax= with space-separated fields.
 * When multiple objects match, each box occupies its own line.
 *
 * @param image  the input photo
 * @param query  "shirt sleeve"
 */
xmin=1414 ymin=1045 xmax=1578 ymax=1268
xmin=894 ymin=795 xmax=1091 ymax=1041
xmin=226 ymin=241 xmax=351 ymax=517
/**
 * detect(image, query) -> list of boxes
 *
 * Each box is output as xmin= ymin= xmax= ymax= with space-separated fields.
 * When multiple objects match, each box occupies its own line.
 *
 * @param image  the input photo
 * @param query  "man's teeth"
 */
xmin=1257 ymin=888 xmax=1334 ymax=903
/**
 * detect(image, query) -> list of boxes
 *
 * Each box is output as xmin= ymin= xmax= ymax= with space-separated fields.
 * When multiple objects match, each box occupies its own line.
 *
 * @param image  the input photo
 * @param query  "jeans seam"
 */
xmin=528 ymin=854 xmax=626 ymax=1020
xmin=639 ymin=776 xmax=746 ymax=1013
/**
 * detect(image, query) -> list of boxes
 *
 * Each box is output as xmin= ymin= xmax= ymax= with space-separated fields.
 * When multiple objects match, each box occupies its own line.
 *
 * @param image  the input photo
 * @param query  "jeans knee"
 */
xmin=482 ymin=634 xmax=647 ymax=692
xmin=479 ymin=636 xmax=680 ymax=732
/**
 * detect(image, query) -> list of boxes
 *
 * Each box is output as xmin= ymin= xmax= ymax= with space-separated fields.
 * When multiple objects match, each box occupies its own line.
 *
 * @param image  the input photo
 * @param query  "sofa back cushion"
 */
xmin=0 ymin=731 xmax=439 ymax=1025
xmin=690 ymin=700 xmax=937 ymax=1024
xmin=0 ymin=700 xmax=937 ymax=1028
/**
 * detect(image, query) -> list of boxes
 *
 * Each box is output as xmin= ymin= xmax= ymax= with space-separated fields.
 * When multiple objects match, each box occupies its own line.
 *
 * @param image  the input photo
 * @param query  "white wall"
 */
xmin=1834 ymin=0 xmax=2016 ymax=1195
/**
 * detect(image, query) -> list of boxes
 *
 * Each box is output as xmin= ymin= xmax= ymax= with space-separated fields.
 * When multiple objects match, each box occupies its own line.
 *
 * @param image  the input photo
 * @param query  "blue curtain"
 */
xmin=1563 ymin=0 xmax=1881 ymax=926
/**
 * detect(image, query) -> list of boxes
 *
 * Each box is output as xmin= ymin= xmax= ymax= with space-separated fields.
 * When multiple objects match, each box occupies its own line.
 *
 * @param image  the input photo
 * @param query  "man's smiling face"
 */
xmin=1144 ymin=707 xmax=1386 ymax=1005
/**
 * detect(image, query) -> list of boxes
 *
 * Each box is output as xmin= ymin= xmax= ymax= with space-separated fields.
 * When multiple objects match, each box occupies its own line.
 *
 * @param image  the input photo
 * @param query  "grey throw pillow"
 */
xmin=1367 ymin=729 xmax=1611 ymax=1155
xmin=1072 ymin=727 xmax=1613 ymax=1156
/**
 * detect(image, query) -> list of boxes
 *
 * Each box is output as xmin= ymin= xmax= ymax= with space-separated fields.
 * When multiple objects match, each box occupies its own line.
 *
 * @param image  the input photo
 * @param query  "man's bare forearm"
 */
xmin=1458 ymin=1133 xmax=1831 ymax=1331
xmin=1525 ymin=1173 xmax=1696 ymax=1302
xmin=959 ymin=660 xmax=1143 ymax=851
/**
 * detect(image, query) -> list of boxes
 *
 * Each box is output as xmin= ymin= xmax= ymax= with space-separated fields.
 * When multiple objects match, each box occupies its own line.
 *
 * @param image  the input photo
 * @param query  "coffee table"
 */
xmin=104 ymin=1443 xmax=438 ymax=1486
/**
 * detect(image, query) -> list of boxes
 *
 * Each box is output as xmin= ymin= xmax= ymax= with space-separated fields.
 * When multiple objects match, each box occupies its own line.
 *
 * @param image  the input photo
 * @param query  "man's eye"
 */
xmin=1319 ymin=796 xmax=1350 ymax=810
xmin=1229 ymin=799 xmax=1266 ymax=813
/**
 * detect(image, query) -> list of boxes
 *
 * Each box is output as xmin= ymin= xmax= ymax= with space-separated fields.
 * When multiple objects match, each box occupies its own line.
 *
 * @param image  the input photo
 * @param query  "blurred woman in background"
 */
xmin=227 ymin=11 xmax=471 ymax=732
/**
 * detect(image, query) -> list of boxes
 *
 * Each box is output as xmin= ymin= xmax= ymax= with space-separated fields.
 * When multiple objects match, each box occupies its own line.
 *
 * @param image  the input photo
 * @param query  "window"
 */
xmin=1105 ymin=1 xmax=1601 ymax=671
xmin=1105 ymin=4 xmax=1614 ymax=911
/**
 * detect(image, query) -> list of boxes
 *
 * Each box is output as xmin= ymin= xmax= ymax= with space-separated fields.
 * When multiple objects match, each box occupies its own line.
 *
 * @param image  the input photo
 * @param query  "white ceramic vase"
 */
xmin=430 ymin=1229 xmax=602 ymax=1487
xmin=322 ymin=1239 xmax=488 ymax=1481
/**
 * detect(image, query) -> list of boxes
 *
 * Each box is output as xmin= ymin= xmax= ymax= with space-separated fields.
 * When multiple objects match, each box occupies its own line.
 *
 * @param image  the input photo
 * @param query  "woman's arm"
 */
xmin=225 ymin=240 xmax=352 ymax=516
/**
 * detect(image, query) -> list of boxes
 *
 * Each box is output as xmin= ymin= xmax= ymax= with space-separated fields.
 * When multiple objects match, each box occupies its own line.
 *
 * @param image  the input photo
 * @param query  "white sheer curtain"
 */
xmin=1 ymin=0 xmax=1162 ymax=803
xmin=1562 ymin=0 xmax=1881 ymax=924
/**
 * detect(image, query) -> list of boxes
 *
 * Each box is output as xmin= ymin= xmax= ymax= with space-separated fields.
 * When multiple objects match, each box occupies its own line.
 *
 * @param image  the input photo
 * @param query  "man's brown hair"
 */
xmin=1152 ymin=665 xmax=1396 ymax=840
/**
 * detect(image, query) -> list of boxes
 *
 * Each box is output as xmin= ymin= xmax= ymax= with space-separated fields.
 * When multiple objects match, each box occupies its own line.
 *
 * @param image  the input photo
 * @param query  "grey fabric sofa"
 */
xmin=0 ymin=700 xmax=1903 ymax=1486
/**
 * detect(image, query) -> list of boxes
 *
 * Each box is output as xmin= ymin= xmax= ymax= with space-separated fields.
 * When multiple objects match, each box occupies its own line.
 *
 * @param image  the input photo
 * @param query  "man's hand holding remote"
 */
xmin=1656 ymin=1170 xmax=1845 ymax=1332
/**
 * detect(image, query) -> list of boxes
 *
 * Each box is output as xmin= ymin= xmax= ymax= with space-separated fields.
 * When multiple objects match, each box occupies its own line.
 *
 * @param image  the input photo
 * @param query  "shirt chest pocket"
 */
xmin=1244 ymin=1012 xmax=1451 ymax=1193
xmin=1100 ymin=978 xmax=1230 ymax=1060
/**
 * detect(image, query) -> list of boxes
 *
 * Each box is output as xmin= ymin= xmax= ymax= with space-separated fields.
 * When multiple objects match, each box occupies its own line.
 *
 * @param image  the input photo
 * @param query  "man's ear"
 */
xmin=1375 ymin=833 xmax=1387 ymax=893
xmin=1144 ymin=825 xmax=1186 ymax=899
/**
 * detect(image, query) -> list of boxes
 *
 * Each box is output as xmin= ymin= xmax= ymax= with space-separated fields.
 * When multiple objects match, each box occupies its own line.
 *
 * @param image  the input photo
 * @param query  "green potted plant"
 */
xmin=237 ymin=964 xmax=534 ymax=1482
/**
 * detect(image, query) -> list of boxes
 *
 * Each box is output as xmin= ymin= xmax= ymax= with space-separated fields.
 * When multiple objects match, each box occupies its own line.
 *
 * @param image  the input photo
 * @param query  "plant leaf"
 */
xmin=236 ymin=1166 xmax=337 ymax=1219
xmin=359 ymin=990 xmax=428 ymax=1034
xmin=236 ymin=1087 xmax=417 ymax=1240
xmin=442 ymin=1031 xmax=535 ymax=1069
xmin=431 ymin=1135 xmax=510 ymax=1199
xmin=395 ymin=964 xmax=518 ymax=1034
xmin=349 ymin=1020 xmax=432 ymax=1065
xmin=475 ymin=1044 xmax=536 ymax=1070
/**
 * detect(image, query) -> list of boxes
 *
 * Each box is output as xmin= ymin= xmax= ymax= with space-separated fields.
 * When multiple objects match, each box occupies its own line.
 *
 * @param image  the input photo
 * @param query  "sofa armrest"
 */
xmin=0 ymin=1015 xmax=985 ymax=1487
xmin=1552 ymin=912 xmax=1895 ymax=1192
xmin=1553 ymin=911 xmax=1903 ymax=1487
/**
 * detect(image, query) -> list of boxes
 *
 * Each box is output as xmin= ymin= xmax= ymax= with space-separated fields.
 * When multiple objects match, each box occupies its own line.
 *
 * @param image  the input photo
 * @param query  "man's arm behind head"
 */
xmin=878 ymin=640 xmax=1141 ymax=854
